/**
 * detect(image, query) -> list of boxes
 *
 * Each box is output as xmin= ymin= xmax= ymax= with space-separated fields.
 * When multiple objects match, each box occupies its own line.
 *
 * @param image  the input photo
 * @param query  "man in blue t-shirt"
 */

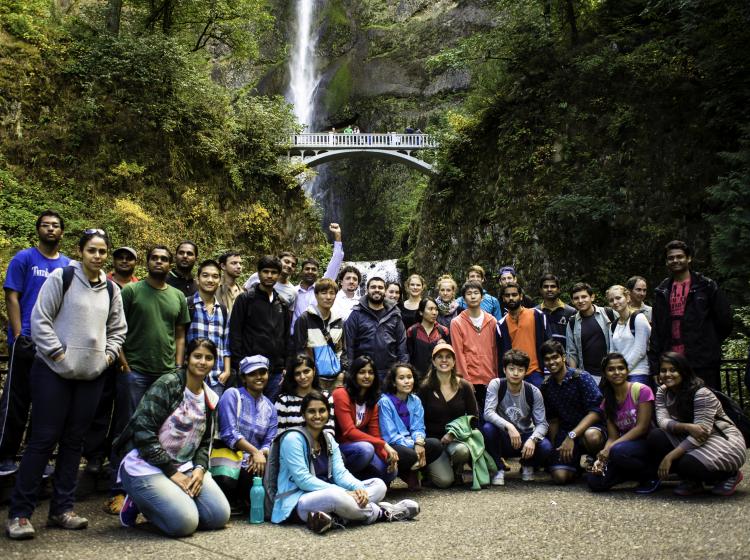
xmin=1 ymin=211 xmax=70 ymax=476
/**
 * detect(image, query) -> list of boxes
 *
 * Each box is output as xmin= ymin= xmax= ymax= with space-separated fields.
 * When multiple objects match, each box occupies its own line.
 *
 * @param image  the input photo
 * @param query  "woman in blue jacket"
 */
xmin=271 ymin=391 xmax=419 ymax=534
xmin=378 ymin=363 xmax=443 ymax=488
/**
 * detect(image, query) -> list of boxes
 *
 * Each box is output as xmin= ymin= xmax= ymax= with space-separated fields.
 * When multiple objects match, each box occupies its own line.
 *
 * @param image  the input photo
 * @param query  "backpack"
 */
xmin=609 ymin=309 xmax=644 ymax=337
xmin=496 ymin=378 xmax=535 ymax=408
xmin=61 ymin=265 xmax=114 ymax=307
xmin=263 ymin=427 xmax=333 ymax=520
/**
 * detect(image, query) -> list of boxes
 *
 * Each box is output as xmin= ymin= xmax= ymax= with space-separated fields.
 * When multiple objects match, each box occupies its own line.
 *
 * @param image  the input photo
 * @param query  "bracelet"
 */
xmin=193 ymin=465 xmax=206 ymax=472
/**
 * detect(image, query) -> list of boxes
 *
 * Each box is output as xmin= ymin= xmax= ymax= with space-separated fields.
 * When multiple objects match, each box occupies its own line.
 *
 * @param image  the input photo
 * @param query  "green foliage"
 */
xmin=0 ymin=0 xmax=54 ymax=45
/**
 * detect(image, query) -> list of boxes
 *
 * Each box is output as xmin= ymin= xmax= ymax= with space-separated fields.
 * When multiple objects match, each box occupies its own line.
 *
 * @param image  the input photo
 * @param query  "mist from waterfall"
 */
xmin=287 ymin=0 xmax=319 ymax=131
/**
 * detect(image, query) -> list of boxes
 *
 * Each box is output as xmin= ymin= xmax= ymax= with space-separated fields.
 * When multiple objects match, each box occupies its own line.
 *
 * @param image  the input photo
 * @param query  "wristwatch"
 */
xmin=567 ymin=431 xmax=577 ymax=440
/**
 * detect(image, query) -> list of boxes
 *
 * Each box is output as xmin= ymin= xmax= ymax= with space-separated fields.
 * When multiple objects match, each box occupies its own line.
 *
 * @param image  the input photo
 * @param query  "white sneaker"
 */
xmin=378 ymin=500 xmax=420 ymax=521
xmin=491 ymin=470 xmax=505 ymax=486
xmin=521 ymin=466 xmax=535 ymax=482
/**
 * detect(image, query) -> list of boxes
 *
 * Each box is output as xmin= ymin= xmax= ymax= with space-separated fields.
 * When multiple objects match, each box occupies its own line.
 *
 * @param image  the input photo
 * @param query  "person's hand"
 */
xmin=686 ymin=423 xmax=711 ymax=443
xmin=218 ymin=370 xmax=231 ymax=385
xmin=106 ymin=354 xmax=114 ymax=366
xmin=348 ymin=489 xmax=369 ymax=507
xmin=329 ymin=223 xmax=342 ymax=241
xmin=249 ymin=450 xmax=267 ymax=475
xmin=521 ymin=438 xmax=536 ymax=460
xmin=557 ymin=437 xmax=575 ymax=463
xmin=441 ymin=432 xmax=455 ymax=445
xmin=415 ymin=443 xmax=426 ymax=468
xmin=170 ymin=471 xmax=192 ymax=494
xmin=508 ymin=426 xmax=522 ymax=449
xmin=384 ymin=444 xmax=399 ymax=472
xmin=597 ymin=445 xmax=611 ymax=462
xmin=186 ymin=468 xmax=205 ymax=497
xmin=658 ymin=455 xmax=673 ymax=480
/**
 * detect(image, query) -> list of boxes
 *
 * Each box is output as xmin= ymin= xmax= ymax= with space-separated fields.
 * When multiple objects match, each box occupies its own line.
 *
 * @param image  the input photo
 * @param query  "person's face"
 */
xmin=607 ymin=290 xmax=629 ymax=313
xmin=147 ymin=249 xmax=171 ymax=278
xmin=394 ymin=367 xmax=414 ymax=395
xmin=294 ymin=363 xmax=315 ymax=390
xmin=407 ymin=277 xmax=424 ymax=298
xmin=464 ymin=288 xmax=483 ymax=308
xmin=504 ymin=363 xmax=526 ymax=384
xmin=666 ymin=249 xmax=691 ymax=275
xmin=244 ymin=368 xmax=269 ymax=394
xmin=385 ymin=284 xmax=400 ymax=302
xmin=187 ymin=346 xmax=215 ymax=379
xmin=280 ymin=255 xmax=297 ymax=278
xmin=356 ymin=363 xmax=375 ymax=390
xmin=303 ymin=399 xmax=329 ymax=432
xmin=175 ymin=244 xmax=196 ymax=272
xmin=544 ymin=352 xmax=565 ymax=375
xmin=502 ymin=287 xmax=522 ymax=310
xmin=368 ymin=281 xmax=386 ymax=305
xmin=315 ymin=288 xmax=336 ymax=311
xmin=301 ymin=262 xmax=319 ymax=285
xmin=433 ymin=349 xmax=455 ymax=373
xmin=659 ymin=360 xmax=682 ymax=389
xmin=467 ymin=271 xmax=484 ymax=284
xmin=540 ymin=280 xmax=560 ymax=301
xmin=422 ymin=300 xmax=439 ymax=323
xmin=258 ymin=267 xmax=280 ymax=288
xmin=342 ymin=272 xmax=359 ymax=294
xmin=79 ymin=237 xmax=108 ymax=275
xmin=113 ymin=252 xmax=136 ymax=276
xmin=197 ymin=265 xmax=221 ymax=295
xmin=571 ymin=290 xmax=593 ymax=313
xmin=631 ymin=279 xmax=647 ymax=305
xmin=499 ymin=272 xmax=515 ymax=287
xmin=222 ymin=256 xmax=242 ymax=280
xmin=604 ymin=359 xmax=628 ymax=386
xmin=438 ymin=282 xmax=455 ymax=301
xmin=37 ymin=217 xmax=63 ymax=245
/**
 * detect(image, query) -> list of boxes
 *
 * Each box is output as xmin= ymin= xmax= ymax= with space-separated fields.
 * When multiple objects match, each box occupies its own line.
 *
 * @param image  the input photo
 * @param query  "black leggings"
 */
xmin=391 ymin=438 xmax=443 ymax=476
xmin=647 ymin=428 xmax=735 ymax=484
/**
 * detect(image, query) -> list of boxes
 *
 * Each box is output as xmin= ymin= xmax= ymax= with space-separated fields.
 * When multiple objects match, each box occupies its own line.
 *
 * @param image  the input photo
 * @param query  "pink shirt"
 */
xmin=669 ymin=277 xmax=691 ymax=354
xmin=601 ymin=383 xmax=655 ymax=436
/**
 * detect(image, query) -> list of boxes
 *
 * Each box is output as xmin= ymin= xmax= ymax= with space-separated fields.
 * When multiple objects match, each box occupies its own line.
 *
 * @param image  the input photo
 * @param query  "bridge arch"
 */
xmin=302 ymin=149 xmax=436 ymax=175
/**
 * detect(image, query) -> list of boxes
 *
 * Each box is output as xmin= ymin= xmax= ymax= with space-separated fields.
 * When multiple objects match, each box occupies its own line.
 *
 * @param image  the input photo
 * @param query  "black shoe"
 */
xmin=85 ymin=458 xmax=104 ymax=475
xmin=306 ymin=511 xmax=334 ymax=534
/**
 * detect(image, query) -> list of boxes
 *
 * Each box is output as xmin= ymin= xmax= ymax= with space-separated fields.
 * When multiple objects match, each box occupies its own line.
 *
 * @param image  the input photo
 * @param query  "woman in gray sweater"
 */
xmin=6 ymin=229 xmax=127 ymax=540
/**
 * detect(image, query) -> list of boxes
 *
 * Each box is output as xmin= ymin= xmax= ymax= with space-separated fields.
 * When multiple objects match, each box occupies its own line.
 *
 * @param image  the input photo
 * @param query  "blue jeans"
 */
xmin=628 ymin=374 xmax=652 ymax=387
xmin=339 ymin=441 xmax=395 ymax=483
xmin=587 ymin=439 xmax=653 ymax=491
xmin=10 ymin=359 xmax=105 ymax=518
xmin=525 ymin=371 xmax=545 ymax=388
xmin=263 ymin=370 xmax=283 ymax=402
xmin=121 ymin=468 xmax=230 ymax=537
xmin=481 ymin=422 xmax=553 ymax=468
xmin=125 ymin=369 xmax=159 ymax=415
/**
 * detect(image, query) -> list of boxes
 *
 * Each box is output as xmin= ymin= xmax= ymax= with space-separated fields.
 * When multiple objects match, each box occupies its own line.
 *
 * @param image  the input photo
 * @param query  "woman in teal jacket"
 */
xmin=378 ymin=363 xmax=443 ymax=488
xmin=271 ymin=391 xmax=419 ymax=534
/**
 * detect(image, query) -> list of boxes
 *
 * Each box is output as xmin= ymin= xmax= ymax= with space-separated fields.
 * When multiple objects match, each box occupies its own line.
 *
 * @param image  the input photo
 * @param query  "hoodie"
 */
xmin=450 ymin=309 xmax=498 ymax=386
xmin=31 ymin=260 xmax=127 ymax=380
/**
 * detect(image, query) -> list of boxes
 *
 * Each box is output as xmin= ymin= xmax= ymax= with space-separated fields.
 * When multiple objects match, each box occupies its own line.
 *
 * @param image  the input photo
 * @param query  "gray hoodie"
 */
xmin=31 ymin=260 xmax=127 ymax=380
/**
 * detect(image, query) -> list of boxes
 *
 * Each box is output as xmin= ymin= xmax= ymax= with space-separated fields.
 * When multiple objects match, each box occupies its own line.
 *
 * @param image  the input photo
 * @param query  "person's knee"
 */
xmin=162 ymin=509 xmax=200 ymax=537
xmin=451 ymin=443 xmax=471 ymax=466
xmin=364 ymin=478 xmax=387 ymax=502
xmin=583 ymin=429 xmax=604 ymax=453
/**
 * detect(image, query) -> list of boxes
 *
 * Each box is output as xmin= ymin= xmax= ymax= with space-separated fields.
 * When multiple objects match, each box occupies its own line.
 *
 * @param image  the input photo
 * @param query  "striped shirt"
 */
xmin=274 ymin=392 xmax=336 ymax=436
xmin=187 ymin=292 xmax=231 ymax=384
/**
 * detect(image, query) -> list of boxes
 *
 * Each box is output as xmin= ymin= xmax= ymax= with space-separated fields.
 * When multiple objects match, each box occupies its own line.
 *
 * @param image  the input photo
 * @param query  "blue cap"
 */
xmin=239 ymin=355 xmax=269 ymax=375
xmin=498 ymin=266 xmax=516 ymax=277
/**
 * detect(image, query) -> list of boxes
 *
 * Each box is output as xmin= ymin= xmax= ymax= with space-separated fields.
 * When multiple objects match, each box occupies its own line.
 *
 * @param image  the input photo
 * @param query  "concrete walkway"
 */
xmin=2 ymin=466 xmax=750 ymax=560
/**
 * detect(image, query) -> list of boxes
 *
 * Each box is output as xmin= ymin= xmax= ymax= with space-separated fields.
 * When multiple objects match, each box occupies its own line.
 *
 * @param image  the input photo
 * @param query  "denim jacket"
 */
xmin=564 ymin=305 xmax=613 ymax=369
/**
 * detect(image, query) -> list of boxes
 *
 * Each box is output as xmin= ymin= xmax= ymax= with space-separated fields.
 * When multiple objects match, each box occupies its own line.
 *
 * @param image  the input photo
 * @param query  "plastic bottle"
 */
xmin=249 ymin=476 xmax=265 ymax=524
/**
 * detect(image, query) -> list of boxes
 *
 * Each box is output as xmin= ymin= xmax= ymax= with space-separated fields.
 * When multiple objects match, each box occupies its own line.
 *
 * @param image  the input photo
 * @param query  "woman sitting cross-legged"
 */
xmin=271 ymin=391 xmax=419 ymax=534
xmin=115 ymin=338 xmax=230 ymax=537
xmin=586 ymin=353 xmax=657 ymax=493
xmin=332 ymin=356 xmax=399 ymax=483
xmin=378 ymin=363 xmax=444 ymax=489
xmin=648 ymin=352 xmax=746 ymax=497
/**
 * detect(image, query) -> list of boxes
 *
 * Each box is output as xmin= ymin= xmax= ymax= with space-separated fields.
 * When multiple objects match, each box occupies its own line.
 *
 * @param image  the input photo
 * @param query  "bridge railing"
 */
xmin=288 ymin=133 xmax=438 ymax=149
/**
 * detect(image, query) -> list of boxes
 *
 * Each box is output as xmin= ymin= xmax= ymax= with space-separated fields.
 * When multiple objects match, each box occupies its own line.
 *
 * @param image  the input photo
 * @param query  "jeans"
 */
xmin=628 ymin=374 xmax=652 ymax=387
xmin=586 ymin=439 xmax=653 ymax=491
xmin=125 ymin=369 xmax=159 ymax=415
xmin=339 ymin=441 xmax=396 ymax=483
xmin=0 ymin=337 xmax=35 ymax=461
xmin=390 ymin=439 xmax=443 ymax=475
xmin=473 ymin=384 xmax=487 ymax=422
xmin=83 ymin=364 xmax=118 ymax=462
xmin=481 ymin=422 xmax=553 ymax=468
xmin=426 ymin=441 xmax=471 ymax=488
xmin=295 ymin=478 xmax=386 ymax=525
xmin=120 ymin=468 xmax=230 ymax=537
xmin=525 ymin=371 xmax=545 ymax=388
xmin=263 ymin=370 xmax=283 ymax=402
xmin=10 ymin=359 xmax=105 ymax=518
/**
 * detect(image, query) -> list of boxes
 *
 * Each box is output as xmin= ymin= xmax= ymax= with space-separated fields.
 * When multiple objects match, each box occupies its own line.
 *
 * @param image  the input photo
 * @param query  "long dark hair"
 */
xmin=185 ymin=338 xmax=218 ymax=370
xmin=281 ymin=354 xmax=321 ymax=396
xmin=660 ymin=351 xmax=703 ymax=422
xmin=344 ymin=355 xmax=380 ymax=407
xmin=382 ymin=362 xmax=417 ymax=395
xmin=416 ymin=296 xmax=437 ymax=323
xmin=599 ymin=353 xmax=629 ymax=423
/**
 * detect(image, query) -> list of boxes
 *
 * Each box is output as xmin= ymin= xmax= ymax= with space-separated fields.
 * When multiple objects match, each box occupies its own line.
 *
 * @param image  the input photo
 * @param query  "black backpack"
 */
xmin=609 ymin=309 xmax=644 ymax=337
xmin=496 ymin=378 xmax=535 ymax=407
xmin=61 ymin=265 xmax=114 ymax=306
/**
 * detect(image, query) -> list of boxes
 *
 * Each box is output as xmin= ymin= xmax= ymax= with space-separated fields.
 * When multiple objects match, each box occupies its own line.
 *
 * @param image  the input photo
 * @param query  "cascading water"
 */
xmin=287 ymin=0 xmax=320 ymax=131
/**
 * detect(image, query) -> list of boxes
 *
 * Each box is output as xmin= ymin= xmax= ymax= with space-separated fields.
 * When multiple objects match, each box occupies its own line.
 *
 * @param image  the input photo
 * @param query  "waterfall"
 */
xmin=287 ymin=0 xmax=319 ymax=131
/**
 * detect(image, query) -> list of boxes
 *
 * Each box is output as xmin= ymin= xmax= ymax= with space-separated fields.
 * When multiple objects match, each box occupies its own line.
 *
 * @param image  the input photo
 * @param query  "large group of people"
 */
xmin=1 ymin=210 xmax=745 ymax=541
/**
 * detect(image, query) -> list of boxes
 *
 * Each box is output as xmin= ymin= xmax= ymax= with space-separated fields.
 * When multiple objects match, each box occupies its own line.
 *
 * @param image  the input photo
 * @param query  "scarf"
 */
xmin=436 ymin=296 xmax=459 ymax=317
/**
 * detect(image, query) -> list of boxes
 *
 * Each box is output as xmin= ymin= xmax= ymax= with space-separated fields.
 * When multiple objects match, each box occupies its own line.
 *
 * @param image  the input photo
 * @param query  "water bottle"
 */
xmin=249 ymin=476 xmax=265 ymax=524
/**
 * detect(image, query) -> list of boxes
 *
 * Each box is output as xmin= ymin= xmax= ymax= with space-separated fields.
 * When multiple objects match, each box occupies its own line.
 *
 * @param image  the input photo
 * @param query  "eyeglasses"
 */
xmin=84 ymin=228 xmax=107 ymax=236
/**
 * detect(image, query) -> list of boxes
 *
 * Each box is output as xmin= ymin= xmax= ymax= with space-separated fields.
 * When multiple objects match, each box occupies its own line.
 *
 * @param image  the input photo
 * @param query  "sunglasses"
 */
xmin=84 ymin=228 xmax=107 ymax=236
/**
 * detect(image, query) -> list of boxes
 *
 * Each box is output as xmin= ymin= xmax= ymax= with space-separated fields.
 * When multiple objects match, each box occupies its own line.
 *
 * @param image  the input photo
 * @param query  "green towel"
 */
xmin=445 ymin=415 xmax=498 ymax=490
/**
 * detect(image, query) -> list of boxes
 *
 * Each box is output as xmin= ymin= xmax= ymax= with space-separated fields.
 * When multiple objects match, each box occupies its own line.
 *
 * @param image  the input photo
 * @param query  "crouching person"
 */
xmin=270 ymin=391 xmax=419 ymax=534
xmin=482 ymin=350 xmax=552 ymax=486
xmin=115 ymin=338 xmax=230 ymax=537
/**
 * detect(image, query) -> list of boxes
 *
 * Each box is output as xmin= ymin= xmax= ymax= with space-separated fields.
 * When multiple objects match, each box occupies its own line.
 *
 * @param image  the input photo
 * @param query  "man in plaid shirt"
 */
xmin=187 ymin=259 xmax=231 ymax=397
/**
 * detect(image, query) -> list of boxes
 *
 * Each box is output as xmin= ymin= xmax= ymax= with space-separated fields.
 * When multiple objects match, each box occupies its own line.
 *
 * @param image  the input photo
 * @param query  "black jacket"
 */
xmin=648 ymin=271 xmax=732 ymax=374
xmin=229 ymin=285 xmax=290 ymax=372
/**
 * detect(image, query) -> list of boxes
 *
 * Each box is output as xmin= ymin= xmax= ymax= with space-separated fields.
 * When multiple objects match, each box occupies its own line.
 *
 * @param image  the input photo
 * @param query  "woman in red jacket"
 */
xmin=333 ymin=356 xmax=399 ymax=483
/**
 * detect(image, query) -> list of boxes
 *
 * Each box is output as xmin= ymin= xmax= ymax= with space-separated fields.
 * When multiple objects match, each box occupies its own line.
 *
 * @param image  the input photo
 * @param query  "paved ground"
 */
xmin=2 ymin=464 xmax=750 ymax=560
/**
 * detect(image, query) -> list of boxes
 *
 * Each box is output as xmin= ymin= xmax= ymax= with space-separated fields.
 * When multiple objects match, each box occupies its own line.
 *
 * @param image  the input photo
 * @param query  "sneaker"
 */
xmin=6 ymin=517 xmax=35 ymax=540
xmin=103 ymin=494 xmax=126 ymax=515
xmin=673 ymin=480 xmax=704 ymax=497
xmin=47 ymin=511 xmax=88 ymax=530
xmin=712 ymin=471 xmax=744 ymax=497
xmin=119 ymin=495 xmax=139 ymax=528
xmin=389 ymin=476 xmax=408 ymax=490
xmin=634 ymin=479 xmax=661 ymax=495
xmin=0 ymin=459 xmax=19 ymax=477
xmin=84 ymin=457 xmax=104 ymax=476
xmin=521 ymin=466 xmax=535 ymax=482
xmin=500 ymin=458 xmax=511 ymax=472
xmin=491 ymin=470 xmax=505 ymax=486
xmin=42 ymin=464 xmax=54 ymax=479
xmin=580 ymin=454 xmax=595 ymax=472
xmin=306 ymin=511 xmax=334 ymax=534
xmin=378 ymin=499 xmax=420 ymax=522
